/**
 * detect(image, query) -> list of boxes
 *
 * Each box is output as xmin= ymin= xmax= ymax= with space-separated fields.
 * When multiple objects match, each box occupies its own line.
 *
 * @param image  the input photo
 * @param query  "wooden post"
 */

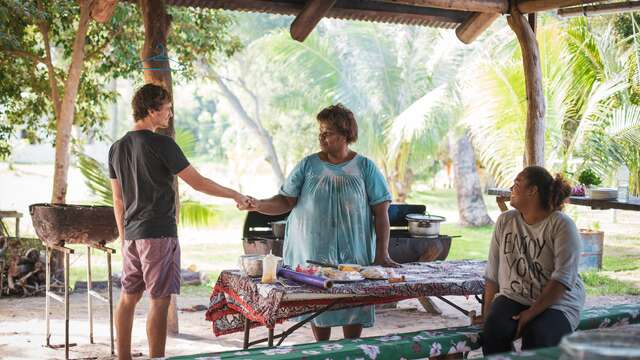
xmin=139 ymin=0 xmax=179 ymax=335
xmin=507 ymin=8 xmax=545 ymax=167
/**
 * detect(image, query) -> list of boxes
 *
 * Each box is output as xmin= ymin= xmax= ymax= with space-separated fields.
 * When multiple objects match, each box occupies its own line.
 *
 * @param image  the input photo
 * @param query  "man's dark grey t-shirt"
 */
xmin=108 ymin=130 xmax=190 ymax=241
xmin=485 ymin=210 xmax=586 ymax=329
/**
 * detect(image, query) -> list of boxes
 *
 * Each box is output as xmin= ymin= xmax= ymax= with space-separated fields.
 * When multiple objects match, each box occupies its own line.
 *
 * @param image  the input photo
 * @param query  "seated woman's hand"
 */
xmin=373 ymin=254 xmax=402 ymax=268
xmin=470 ymin=311 xmax=483 ymax=325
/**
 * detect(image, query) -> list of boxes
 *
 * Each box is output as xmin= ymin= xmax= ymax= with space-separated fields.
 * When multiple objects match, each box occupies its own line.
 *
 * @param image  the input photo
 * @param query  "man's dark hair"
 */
xmin=316 ymin=103 xmax=358 ymax=144
xmin=132 ymin=84 xmax=171 ymax=122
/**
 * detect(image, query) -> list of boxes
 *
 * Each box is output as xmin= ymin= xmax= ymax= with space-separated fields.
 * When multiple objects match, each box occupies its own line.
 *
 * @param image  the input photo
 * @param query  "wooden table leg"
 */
xmin=268 ymin=328 xmax=274 ymax=347
xmin=243 ymin=317 xmax=251 ymax=349
xmin=418 ymin=297 xmax=442 ymax=315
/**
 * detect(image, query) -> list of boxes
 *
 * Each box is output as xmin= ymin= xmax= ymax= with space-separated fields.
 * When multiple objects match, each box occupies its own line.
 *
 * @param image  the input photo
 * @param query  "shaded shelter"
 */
xmin=107 ymin=0 xmax=638 ymax=333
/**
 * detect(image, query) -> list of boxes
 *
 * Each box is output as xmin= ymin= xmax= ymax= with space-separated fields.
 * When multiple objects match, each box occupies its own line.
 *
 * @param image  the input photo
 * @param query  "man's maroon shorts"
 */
xmin=121 ymin=237 xmax=180 ymax=299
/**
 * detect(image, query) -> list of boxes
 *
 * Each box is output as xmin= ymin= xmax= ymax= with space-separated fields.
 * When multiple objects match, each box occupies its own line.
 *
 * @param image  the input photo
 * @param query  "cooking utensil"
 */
xmin=269 ymin=220 xmax=287 ymax=238
xmin=405 ymin=213 xmax=446 ymax=237
xmin=306 ymin=259 xmax=338 ymax=269
xmin=306 ymin=260 xmax=363 ymax=272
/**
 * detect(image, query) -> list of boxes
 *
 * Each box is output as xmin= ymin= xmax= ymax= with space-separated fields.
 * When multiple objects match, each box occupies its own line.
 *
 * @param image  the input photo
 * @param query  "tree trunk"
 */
xmin=140 ymin=0 xmax=179 ymax=335
xmin=507 ymin=9 xmax=545 ymax=167
xmin=450 ymin=132 xmax=493 ymax=227
xmin=50 ymin=0 xmax=95 ymax=203
xmin=213 ymin=75 xmax=286 ymax=185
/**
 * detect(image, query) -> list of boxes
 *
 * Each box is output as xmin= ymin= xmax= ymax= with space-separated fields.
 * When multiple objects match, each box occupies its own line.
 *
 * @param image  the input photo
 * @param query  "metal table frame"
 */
xmin=239 ymin=294 xmax=483 ymax=349
xmin=44 ymin=243 xmax=115 ymax=359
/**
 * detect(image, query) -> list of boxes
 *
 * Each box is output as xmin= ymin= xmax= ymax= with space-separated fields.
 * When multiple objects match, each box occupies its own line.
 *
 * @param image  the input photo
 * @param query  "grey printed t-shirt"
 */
xmin=485 ymin=210 xmax=585 ymax=329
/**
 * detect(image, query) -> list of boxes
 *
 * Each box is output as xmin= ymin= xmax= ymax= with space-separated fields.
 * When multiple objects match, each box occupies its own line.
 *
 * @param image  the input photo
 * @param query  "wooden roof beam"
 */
xmin=558 ymin=1 xmax=640 ymax=18
xmin=381 ymin=0 xmax=508 ymax=13
xmin=291 ymin=0 xmax=337 ymax=42
xmin=517 ymin=0 xmax=602 ymax=14
xmin=455 ymin=12 xmax=500 ymax=44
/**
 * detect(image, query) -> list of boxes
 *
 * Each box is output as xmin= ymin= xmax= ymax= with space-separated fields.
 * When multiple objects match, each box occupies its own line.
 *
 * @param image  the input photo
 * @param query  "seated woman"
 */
xmin=244 ymin=104 xmax=399 ymax=341
xmin=481 ymin=166 xmax=585 ymax=355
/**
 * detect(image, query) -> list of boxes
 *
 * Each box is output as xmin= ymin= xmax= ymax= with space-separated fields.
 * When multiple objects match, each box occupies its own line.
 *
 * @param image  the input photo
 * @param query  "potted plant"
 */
xmin=577 ymin=169 xmax=602 ymax=197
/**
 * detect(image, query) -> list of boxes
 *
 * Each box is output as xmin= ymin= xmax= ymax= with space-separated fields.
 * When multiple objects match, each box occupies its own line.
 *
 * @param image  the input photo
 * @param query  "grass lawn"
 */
xmin=62 ymin=190 xmax=638 ymax=297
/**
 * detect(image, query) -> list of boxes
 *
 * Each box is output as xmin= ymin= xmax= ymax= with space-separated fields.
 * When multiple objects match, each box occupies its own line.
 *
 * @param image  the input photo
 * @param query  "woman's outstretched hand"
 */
xmin=236 ymin=195 xmax=258 ymax=211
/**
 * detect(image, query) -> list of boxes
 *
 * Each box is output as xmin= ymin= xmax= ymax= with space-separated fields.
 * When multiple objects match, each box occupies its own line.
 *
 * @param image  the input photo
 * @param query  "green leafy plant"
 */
xmin=578 ymin=168 xmax=603 ymax=186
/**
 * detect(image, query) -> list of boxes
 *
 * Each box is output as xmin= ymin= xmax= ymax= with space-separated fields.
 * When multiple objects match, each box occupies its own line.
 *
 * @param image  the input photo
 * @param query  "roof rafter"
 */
xmin=290 ymin=0 xmax=337 ymax=41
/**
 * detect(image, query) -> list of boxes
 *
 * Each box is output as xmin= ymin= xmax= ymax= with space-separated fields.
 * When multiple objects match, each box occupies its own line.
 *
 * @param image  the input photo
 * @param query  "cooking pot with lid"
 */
xmin=405 ymin=213 xmax=446 ymax=237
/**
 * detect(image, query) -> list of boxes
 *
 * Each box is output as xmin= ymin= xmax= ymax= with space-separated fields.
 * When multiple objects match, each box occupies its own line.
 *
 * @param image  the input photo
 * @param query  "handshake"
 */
xmin=235 ymin=194 xmax=258 ymax=211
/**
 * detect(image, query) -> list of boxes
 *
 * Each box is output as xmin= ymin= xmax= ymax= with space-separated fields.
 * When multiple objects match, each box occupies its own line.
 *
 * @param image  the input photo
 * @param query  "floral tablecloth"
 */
xmin=170 ymin=324 xmax=483 ymax=360
xmin=206 ymin=260 xmax=485 ymax=336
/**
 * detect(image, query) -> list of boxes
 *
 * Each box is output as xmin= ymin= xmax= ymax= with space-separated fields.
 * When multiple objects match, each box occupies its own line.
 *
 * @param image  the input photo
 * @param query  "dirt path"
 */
xmin=1 ymin=290 xmax=639 ymax=360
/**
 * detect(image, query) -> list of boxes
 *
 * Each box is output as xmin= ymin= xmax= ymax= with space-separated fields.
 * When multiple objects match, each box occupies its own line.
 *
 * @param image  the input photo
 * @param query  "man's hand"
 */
xmin=236 ymin=195 xmax=257 ymax=211
xmin=513 ymin=308 xmax=536 ymax=339
xmin=373 ymin=254 xmax=401 ymax=268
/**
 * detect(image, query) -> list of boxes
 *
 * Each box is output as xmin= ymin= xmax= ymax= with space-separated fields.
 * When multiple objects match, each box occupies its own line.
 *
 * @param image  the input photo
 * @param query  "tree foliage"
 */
xmin=0 ymin=0 xmax=241 ymax=159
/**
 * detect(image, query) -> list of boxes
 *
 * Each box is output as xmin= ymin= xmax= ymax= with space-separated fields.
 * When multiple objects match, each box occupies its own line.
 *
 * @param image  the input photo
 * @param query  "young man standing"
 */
xmin=109 ymin=84 xmax=249 ymax=359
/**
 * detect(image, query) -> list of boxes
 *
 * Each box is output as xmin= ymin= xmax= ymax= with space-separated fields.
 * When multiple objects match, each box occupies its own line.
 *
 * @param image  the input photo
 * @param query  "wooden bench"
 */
xmin=168 ymin=303 xmax=640 ymax=360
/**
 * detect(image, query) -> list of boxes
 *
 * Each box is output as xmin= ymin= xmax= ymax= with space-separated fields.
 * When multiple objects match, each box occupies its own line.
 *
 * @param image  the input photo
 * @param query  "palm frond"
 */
xmin=76 ymin=152 xmax=113 ymax=205
xmin=175 ymin=128 xmax=197 ymax=158
xmin=179 ymin=199 xmax=219 ymax=228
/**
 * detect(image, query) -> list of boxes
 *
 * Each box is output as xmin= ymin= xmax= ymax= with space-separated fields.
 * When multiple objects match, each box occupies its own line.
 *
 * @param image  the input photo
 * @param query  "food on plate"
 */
xmin=321 ymin=267 xmax=364 ymax=281
xmin=360 ymin=266 xmax=388 ymax=279
xmin=387 ymin=275 xmax=406 ymax=283
xmin=337 ymin=264 xmax=362 ymax=272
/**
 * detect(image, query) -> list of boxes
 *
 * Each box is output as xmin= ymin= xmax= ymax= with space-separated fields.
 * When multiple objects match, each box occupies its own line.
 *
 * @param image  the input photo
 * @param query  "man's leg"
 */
xmin=115 ymin=291 xmax=143 ymax=360
xmin=521 ymin=308 xmax=572 ymax=350
xmin=147 ymin=295 xmax=172 ymax=358
xmin=311 ymin=324 xmax=332 ymax=341
xmin=482 ymin=296 xmax=527 ymax=355
xmin=342 ymin=324 xmax=363 ymax=339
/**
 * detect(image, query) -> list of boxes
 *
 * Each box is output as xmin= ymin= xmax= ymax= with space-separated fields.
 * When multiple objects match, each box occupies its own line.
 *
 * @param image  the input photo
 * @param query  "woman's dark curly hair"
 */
xmin=132 ymin=83 xmax=171 ymax=122
xmin=316 ymin=103 xmax=358 ymax=144
xmin=521 ymin=166 xmax=572 ymax=211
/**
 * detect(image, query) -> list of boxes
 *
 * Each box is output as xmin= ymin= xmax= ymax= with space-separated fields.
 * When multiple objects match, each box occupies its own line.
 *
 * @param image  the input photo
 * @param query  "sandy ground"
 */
xmin=1 ymin=290 xmax=639 ymax=360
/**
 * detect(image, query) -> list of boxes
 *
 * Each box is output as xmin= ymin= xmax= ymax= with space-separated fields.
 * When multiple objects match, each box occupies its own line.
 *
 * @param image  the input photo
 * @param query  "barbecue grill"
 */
xmin=241 ymin=204 xmax=454 ymax=263
xmin=29 ymin=203 xmax=117 ymax=359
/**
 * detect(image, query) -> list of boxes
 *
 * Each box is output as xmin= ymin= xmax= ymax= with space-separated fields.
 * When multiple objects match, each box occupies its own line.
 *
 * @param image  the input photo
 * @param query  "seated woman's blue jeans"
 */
xmin=482 ymin=295 xmax=572 ymax=355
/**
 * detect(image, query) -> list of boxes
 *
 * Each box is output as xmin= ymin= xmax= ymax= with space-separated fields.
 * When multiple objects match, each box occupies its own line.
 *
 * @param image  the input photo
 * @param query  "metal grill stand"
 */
xmin=44 ymin=243 xmax=115 ymax=359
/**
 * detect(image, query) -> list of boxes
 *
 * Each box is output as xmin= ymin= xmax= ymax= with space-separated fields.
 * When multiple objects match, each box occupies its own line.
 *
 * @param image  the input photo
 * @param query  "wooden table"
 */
xmin=206 ymin=260 xmax=486 ymax=349
xmin=0 ymin=210 xmax=23 ymax=238
xmin=487 ymin=188 xmax=640 ymax=212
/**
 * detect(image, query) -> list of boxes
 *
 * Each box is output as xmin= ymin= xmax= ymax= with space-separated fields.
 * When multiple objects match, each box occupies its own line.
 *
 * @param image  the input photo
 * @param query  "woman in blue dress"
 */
xmin=244 ymin=104 xmax=399 ymax=341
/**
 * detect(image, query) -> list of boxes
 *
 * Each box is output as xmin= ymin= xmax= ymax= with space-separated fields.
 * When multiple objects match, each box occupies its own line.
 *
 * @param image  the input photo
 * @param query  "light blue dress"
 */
xmin=280 ymin=153 xmax=392 ymax=327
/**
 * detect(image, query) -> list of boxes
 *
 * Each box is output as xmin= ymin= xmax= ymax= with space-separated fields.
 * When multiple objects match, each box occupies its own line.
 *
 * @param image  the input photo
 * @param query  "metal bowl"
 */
xmin=238 ymin=254 xmax=283 ymax=277
xmin=239 ymin=255 xmax=264 ymax=277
